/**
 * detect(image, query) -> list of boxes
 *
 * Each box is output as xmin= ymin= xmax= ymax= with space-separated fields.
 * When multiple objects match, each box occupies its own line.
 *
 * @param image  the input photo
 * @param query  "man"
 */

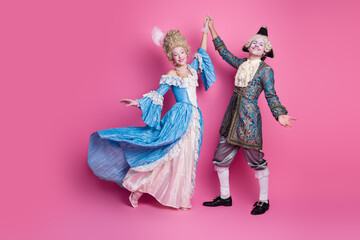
xmin=203 ymin=18 xmax=296 ymax=215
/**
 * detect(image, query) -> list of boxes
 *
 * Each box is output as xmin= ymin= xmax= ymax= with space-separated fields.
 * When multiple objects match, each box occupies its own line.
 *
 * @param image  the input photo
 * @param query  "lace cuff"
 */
xmin=143 ymin=90 xmax=164 ymax=106
xmin=137 ymin=91 xmax=163 ymax=130
xmin=193 ymin=52 xmax=203 ymax=73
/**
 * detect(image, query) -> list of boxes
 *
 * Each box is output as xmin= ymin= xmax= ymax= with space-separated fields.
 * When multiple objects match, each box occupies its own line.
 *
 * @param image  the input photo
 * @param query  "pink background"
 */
xmin=1 ymin=0 xmax=359 ymax=239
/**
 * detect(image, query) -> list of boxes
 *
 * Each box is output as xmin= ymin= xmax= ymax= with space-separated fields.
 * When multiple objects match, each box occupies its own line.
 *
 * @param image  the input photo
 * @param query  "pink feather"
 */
xmin=151 ymin=26 xmax=164 ymax=47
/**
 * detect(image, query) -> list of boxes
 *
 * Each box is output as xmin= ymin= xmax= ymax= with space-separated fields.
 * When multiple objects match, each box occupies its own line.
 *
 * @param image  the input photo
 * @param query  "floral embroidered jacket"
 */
xmin=213 ymin=36 xmax=287 ymax=150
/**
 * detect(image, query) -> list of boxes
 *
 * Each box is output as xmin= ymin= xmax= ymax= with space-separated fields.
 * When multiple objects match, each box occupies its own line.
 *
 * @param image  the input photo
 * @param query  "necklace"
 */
xmin=175 ymin=66 xmax=190 ymax=79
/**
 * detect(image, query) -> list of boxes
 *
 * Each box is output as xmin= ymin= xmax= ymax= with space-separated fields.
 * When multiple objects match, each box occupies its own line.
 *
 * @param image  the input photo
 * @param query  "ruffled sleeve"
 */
xmin=190 ymin=48 xmax=217 ymax=91
xmin=137 ymin=84 xmax=170 ymax=130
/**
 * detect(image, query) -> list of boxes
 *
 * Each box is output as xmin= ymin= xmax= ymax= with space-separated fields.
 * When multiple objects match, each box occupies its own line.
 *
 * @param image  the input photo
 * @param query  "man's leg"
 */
xmin=242 ymin=148 xmax=270 ymax=215
xmin=203 ymin=136 xmax=239 ymax=207
xmin=215 ymin=166 xmax=230 ymax=199
xmin=255 ymin=167 xmax=269 ymax=203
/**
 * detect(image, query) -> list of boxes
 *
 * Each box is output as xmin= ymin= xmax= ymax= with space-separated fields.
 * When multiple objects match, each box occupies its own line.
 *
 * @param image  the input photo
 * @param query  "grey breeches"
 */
xmin=213 ymin=136 xmax=267 ymax=170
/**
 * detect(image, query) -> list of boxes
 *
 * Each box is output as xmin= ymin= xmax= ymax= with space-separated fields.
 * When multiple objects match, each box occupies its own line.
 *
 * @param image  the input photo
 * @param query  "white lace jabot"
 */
xmin=234 ymin=59 xmax=261 ymax=87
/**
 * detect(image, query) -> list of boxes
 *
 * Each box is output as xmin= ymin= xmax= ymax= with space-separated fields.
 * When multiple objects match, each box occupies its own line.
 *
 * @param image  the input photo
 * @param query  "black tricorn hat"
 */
xmin=242 ymin=26 xmax=274 ymax=59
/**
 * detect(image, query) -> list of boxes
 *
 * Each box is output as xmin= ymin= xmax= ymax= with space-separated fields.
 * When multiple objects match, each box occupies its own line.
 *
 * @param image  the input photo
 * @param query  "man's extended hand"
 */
xmin=278 ymin=115 xmax=297 ymax=128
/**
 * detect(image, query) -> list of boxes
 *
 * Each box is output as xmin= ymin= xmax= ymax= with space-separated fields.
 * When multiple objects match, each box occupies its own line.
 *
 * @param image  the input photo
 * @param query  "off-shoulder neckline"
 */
xmin=162 ymin=65 xmax=196 ymax=80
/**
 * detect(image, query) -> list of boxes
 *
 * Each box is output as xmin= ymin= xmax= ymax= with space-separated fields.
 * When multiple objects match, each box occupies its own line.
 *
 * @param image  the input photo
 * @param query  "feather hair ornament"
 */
xmin=151 ymin=26 xmax=165 ymax=47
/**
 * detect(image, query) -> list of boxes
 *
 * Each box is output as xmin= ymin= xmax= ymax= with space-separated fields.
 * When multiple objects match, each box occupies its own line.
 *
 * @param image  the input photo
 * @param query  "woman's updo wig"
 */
xmin=163 ymin=30 xmax=190 ymax=62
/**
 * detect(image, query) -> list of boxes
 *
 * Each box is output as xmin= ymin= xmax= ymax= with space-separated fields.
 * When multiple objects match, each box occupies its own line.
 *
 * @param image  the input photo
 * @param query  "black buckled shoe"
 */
xmin=203 ymin=196 xmax=232 ymax=207
xmin=251 ymin=200 xmax=270 ymax=215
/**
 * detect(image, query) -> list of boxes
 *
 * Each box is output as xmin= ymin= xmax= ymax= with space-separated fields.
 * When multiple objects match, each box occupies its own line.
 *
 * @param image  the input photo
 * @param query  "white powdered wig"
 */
xmin=151 ymin=26 xmax=165 ymax=47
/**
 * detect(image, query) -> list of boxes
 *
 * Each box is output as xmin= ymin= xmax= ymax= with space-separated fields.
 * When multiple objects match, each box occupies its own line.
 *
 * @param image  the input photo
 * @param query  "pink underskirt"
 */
xmin=122 ymin=110 xmax=199 ymax=209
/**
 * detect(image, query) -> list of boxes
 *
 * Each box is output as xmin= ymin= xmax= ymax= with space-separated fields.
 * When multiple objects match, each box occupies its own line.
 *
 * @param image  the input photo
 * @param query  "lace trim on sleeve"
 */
xmin=143 ymin=91 xmax=164 ymax=106
xmin=193 ymin=52 xmax=203 ymax=73
xmin=159 ymin=75 xmax=181 ymax=86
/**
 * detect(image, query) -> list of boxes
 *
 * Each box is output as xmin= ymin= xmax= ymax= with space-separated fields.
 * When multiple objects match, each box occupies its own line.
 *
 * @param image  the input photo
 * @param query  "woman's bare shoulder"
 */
xmin=166 ymin=70 xmax=177 ymax=76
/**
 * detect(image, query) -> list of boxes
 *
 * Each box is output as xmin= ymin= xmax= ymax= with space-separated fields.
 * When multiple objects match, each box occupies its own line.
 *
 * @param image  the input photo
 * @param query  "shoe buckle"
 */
xmin=256 ymin=201 xmax=264 ymax=207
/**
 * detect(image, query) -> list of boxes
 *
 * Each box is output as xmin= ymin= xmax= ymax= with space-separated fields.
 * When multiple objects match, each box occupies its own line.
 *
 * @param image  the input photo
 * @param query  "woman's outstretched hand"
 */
xmin=278 ymin=115 xmax=297 ymax=128
xmin=120 ymin=99 xmax=139 ymax=107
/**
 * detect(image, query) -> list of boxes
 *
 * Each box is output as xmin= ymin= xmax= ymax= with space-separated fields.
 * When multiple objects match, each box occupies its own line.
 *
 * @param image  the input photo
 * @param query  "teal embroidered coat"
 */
xmin=213 ymin=37 xmax=287 ymax=150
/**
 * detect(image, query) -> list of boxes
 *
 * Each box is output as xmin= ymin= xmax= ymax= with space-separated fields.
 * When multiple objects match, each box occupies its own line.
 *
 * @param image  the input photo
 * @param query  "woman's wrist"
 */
xmin=202 ymin=27 xmax=209 ymax=34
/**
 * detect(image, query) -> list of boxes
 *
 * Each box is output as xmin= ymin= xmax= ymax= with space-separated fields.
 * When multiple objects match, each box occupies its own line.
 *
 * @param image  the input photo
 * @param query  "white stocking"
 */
xmin=255 ymin=167 xmax=269 ymax=202
xmin=215 ymin=166 xmax=230 ymax=199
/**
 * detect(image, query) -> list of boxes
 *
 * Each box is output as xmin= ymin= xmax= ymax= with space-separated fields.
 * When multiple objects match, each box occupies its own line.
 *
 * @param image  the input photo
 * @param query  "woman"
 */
xmin=88 ymin=17 xmax=216 ymax=210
